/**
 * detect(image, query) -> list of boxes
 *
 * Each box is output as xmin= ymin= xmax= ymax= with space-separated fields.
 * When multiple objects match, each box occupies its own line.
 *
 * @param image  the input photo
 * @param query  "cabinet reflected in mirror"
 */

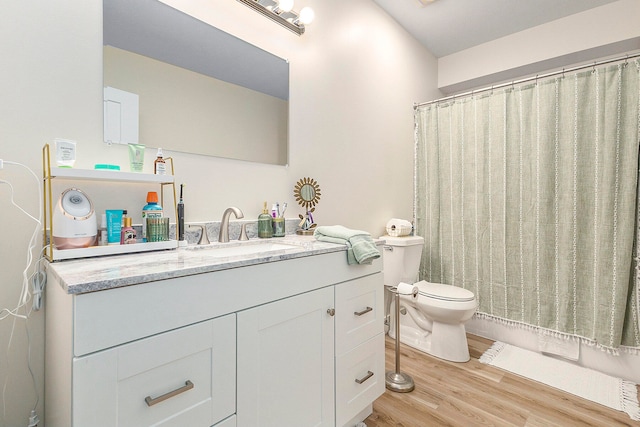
xmin=103 ymin=0 xmax=289 ymax=165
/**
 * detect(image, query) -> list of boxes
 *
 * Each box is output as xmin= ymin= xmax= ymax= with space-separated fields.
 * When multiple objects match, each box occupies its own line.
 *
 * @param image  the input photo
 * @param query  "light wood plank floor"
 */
xmin=365 ymin=334 xmax=640 ymax=426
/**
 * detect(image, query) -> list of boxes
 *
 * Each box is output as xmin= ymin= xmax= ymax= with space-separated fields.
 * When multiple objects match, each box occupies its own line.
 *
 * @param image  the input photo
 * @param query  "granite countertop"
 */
xmin=46 ymin=235 xmax=349 ymax=295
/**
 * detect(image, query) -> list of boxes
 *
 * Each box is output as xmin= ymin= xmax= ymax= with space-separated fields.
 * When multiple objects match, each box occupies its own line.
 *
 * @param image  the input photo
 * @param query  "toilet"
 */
xmin=382 ymin=235 xmax=477 ymax=362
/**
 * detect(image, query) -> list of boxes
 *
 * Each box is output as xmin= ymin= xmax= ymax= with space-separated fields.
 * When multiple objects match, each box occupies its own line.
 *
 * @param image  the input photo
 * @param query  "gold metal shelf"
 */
xmin=42 ymin=143 xmax=179 ymax=261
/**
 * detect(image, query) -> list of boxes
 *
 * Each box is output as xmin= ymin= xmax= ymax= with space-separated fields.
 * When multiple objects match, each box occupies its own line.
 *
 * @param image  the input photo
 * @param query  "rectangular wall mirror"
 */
xmin=103 ymin=0 xmax=289 ymax=166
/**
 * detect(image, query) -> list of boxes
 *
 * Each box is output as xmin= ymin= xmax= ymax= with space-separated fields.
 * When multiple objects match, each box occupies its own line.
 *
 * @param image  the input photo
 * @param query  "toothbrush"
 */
xmin=279 ymin=202 xmax=287 ymax=218
xmin=177 ymin=184 xmax=185 ymax=241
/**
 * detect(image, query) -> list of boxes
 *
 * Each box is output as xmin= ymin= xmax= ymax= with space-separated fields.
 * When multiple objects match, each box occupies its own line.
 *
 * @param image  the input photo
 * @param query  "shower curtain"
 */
xmin=415 ymin=59 xmax=640 ymax=352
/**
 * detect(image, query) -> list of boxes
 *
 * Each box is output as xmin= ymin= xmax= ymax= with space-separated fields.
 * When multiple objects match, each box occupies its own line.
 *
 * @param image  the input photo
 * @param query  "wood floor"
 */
xmin=365 ymin=334 xmax=640 ymax=427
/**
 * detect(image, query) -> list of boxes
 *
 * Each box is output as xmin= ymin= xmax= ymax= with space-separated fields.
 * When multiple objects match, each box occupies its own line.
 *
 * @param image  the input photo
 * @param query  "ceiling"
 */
xmin=372 ymin=0 xmax=618 ymax=58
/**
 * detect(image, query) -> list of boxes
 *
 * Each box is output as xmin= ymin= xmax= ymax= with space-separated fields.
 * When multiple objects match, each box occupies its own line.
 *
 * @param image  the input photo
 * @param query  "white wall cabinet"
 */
xmin=45 ymin=250 xmax=383 ymax=427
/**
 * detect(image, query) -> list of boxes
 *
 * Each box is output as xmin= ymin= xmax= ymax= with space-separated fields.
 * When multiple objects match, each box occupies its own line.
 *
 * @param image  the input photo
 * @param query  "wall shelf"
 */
xmin=42 ymin=144 xmax=178 ymax=261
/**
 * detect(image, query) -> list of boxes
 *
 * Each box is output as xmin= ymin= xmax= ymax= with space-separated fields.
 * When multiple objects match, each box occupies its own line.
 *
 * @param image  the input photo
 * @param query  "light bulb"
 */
xmin=277 ymin=0 xmax=294 ymax=12
xmin=298 ymin=6 xmax=314 ymax=25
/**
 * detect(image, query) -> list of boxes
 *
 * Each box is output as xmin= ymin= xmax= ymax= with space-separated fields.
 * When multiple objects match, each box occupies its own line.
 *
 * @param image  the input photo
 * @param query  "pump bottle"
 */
xmin=258 ymin=202 xmax=273 ymax=238
xmin=154 ymin=148 xmax=166 ymax=175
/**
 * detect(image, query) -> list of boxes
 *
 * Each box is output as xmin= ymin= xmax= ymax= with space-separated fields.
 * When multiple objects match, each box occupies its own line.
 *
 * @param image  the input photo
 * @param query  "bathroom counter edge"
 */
xmin=46 ymin=236 xmax=383 ymax=295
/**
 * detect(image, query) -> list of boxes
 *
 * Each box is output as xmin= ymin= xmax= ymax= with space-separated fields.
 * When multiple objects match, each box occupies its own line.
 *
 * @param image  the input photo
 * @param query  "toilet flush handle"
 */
xmin=383 ymin=245 xmax=394 ymax=251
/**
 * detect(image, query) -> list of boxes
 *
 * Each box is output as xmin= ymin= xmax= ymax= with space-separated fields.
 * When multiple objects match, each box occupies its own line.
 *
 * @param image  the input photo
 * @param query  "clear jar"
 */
xmin=272 ymin=217 xmax=285 ymax=237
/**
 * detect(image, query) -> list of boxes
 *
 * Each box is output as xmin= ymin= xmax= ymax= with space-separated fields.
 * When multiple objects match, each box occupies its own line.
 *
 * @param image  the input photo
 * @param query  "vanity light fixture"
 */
xmin=237 ymin=0 xmax=314 ymax=36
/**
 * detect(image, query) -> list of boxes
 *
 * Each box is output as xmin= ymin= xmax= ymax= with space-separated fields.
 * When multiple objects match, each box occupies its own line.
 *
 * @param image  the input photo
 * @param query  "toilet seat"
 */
xmin=415 ymin=281 xmax=475 ymax=302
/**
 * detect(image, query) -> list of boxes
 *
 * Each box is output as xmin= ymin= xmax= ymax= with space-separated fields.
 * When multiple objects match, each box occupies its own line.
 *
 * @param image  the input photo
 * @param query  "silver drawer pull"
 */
xmin=145 ymin=380 xmax=194 ymax=407
xmin=355 ymin=371 xmax=374 ymax=384
xmin=354 ymin=306 xmax=373 ymax=316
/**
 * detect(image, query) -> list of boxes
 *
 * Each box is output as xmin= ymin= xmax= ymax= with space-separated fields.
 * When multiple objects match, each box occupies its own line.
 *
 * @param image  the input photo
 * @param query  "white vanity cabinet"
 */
xmin=73 ymin=315 xmax=236 ymax=427
xmin=237 ymin=287 xmax=336 ymax=427
xmin=45 ymin=248 xmax=383 ymax=427
xmin=334 ymin=274 xmax=385 ymax=427
xmin=237 ymin=273 xmax=385 ymax=427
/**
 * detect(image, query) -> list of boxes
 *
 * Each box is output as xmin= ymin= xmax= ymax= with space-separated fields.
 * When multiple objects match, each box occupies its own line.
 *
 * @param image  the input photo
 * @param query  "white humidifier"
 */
xmin=53 ymin=188 xmax=97 ymax=249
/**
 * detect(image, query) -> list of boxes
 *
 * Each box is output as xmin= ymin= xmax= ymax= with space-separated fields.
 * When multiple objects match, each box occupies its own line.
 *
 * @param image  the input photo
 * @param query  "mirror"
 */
xmin=294 ymin=177 xmax=321 ymax=234
xmin=103 ymin=0 xmax=289 ymax=165
xmin=294 ymin=177 xmax=321 ymax=209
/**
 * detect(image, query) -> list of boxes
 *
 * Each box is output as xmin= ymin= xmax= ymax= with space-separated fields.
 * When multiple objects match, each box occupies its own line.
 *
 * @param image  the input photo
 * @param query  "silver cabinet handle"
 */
xmin=355 ymin=371 xmax=374 ymax=384
xmin=145 ymin=380 xmax=194 ymax=407
xmin=327 ymin=308 xmax=335 ymax=316
xmin=354 ymin=306 xmax=373 ymax=316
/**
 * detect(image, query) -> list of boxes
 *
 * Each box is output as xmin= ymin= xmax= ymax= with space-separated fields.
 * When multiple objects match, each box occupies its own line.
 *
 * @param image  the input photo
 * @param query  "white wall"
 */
xmin=0 ymin=0 xmax=438 ymax=424
xmin=438 ymin=0 xmax=640 ymax=94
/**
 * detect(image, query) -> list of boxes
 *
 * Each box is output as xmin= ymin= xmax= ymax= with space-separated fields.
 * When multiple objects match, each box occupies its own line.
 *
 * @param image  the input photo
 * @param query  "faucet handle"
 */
xmin=189 ymin=224 xmax=210 ymax=245
xmin=239 ymin=223 xmax=249 ymax=241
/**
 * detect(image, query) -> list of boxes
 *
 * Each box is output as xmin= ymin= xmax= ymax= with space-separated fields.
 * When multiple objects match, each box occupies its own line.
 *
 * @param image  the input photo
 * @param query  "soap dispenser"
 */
xmin=154 ymin=148 xmax=166 ymax=175
xmin=258 ymin=201 xmax=273 ymax=238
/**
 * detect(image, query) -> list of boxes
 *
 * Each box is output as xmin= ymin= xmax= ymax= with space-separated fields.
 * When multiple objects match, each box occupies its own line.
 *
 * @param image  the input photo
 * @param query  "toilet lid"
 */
xmin=415 ymin=281 xmax=475 ymax=302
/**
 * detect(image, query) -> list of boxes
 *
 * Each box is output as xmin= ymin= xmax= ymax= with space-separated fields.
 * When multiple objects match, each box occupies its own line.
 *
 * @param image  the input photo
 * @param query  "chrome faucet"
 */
xmin=218 ymin=207 xmax=245 ymax=243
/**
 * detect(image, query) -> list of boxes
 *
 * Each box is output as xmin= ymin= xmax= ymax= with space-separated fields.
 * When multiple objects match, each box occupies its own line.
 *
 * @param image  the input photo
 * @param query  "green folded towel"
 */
xmin=314 ymin=225 xmax=380 ymax=265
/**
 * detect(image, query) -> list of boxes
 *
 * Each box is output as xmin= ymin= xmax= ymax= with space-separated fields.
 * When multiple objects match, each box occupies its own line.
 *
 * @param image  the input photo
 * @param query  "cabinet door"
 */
xmin=237 ymin=287 xmax=335 ymax=427
xmin=73 ymin=314 xmax=235 ymax=427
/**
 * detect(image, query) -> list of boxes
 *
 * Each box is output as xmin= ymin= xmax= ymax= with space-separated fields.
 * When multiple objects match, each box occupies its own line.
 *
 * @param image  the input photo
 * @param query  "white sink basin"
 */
xmin=189 ymin=240 xmax=305 ymax=259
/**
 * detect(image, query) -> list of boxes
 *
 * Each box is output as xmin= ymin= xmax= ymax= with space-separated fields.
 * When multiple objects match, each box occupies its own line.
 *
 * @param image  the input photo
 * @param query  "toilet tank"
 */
xmin=381 ymin=235 xmax=425 ymax=286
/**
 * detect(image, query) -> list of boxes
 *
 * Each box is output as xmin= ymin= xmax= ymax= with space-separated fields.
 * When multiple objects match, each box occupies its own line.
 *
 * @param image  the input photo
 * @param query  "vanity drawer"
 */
xmin=73 ymin=314 xmax=236 ymax=427
xmin=335 ymin=333 xmax=385 ymax=427
xmin=335 ymin=273 xmax=384 ymax=354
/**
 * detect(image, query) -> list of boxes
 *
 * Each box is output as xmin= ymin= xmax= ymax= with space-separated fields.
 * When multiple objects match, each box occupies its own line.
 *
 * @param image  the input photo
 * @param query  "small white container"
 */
xmin=55 ymin=138 xmax=76 ymax=168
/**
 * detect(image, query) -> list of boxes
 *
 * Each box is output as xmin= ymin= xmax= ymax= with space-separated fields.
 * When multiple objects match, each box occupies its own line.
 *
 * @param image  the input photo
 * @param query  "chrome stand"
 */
xmin=385 ymin=286 xmax=414 ymax=393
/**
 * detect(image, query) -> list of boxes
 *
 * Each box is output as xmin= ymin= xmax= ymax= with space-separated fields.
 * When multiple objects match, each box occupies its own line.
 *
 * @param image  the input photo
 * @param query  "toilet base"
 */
xmin=389 ymin=301 xmax=471 ymax=363
xmin=389 ymin=324 xmax=432 ymax=354
xmin=429 ymin=322 xmax=470 ymax=362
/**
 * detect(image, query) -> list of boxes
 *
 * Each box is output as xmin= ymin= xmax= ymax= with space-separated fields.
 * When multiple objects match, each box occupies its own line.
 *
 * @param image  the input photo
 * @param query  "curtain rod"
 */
xmin=414 ymin=52 xmax=640 ymax=108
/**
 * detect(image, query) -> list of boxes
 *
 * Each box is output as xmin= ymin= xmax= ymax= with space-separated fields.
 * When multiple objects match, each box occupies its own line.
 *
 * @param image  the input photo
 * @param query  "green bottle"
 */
xmin=258 ymin=201 xmax=273 ymax=238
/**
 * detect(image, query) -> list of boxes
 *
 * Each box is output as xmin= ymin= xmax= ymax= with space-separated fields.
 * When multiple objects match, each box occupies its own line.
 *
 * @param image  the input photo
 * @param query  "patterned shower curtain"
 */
xmin=415 ymin=59 xmax=640 ymax=351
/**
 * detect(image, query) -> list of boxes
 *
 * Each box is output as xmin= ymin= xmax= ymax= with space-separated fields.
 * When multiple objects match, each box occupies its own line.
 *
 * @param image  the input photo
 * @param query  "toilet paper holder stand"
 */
xmin=385 ymin=286 xmax=415 ymax=393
